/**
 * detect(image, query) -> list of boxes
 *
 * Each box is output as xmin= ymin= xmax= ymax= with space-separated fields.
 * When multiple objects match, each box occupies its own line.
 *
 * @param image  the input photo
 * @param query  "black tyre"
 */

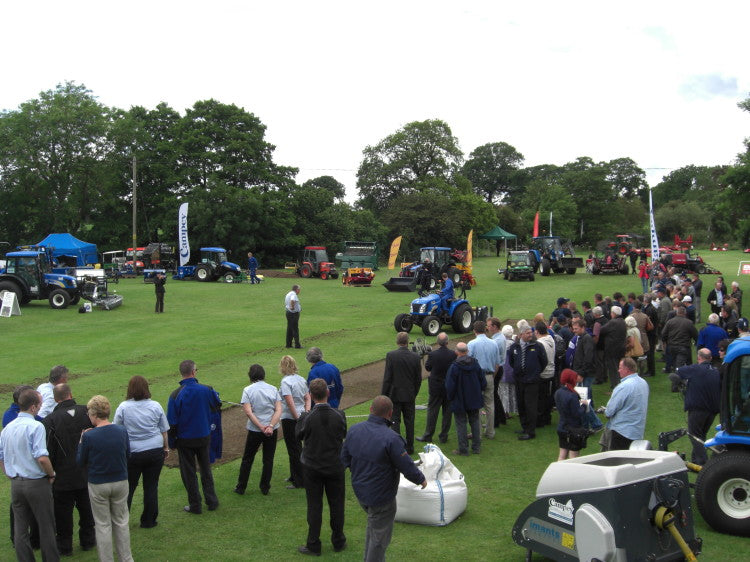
xmin=540 ymin=259 xmax=551 ymax=277
xmin=0 ymin=280 xmax=23 ymax=305
xmin=223 ymin=272 xmax=236 ymax=283
xmin=49 ymin=289 xmax=70 ymax=309
xmin=394 ymin=313 xmax=413 ymax=333
xmin=529 ymin=272 xmax=535 ymax=281
xmin=422 ymin=315 xmax=441 ymax=337
xmin=592 ymin=266 xmax=600 ymax=275
xmin=620 ymin=265 xmax=629 ymax=275
xmin=450 ymin=267 xmax=462 ymax=286
xmin=508 ymin=273 xmax=515 ymax=282
xmin=299 ymin=264 xmax=312 ymax=278
xmin=451 ymin=303 xmax=474 ymax=333
xmin=195 ymin=265 xmax=211 ymax=282
xmin=503 ymin=270 xmax=508 ymax=280
xmin=70 ymin=294 xmax=81 ymax=305
xmin=697 ymin=265 xmax=706 ymax=274
xmin=529 ymin=253 xmax=539 ymax=273
xmin=566 ymin=268 xmax=577 ymax=275
xmin=696 ymin=451 xmax=750 ymax=536
xmin=331 ymin=272 xmax=339 ymax=279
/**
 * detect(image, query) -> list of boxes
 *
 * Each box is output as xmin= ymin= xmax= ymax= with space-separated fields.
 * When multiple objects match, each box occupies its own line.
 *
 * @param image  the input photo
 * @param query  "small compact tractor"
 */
xmin=296 ymin=246 xmax=338 ymax=280
xmin=341 ymin=267 xmax=375 ymax=287
xmin=528 ymin=236 xmax=584 ymax=276
xmin=383 ymin=246 xmax=474 ymax=292
xmin=173 ymin=247 xmax=242 ymax=282
xmin=393 ymin=291 xmax=487 ymax=337
xmin=590 ymin=249 xmax=629 ymax=275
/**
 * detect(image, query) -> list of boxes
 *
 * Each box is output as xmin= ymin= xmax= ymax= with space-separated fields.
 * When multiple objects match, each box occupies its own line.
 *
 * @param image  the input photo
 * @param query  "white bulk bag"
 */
xmin=395 ymin=444 xmax=467 ymax=526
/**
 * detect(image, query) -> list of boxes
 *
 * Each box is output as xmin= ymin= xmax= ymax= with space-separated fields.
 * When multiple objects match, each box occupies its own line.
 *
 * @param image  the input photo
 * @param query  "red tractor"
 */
xmin=296 ymin=246 xmax=339 ymax=280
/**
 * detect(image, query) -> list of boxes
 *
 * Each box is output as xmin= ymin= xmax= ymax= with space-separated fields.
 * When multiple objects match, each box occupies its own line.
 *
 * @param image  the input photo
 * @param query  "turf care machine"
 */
xmin=512 ymin=450 xmax=702 ymax=561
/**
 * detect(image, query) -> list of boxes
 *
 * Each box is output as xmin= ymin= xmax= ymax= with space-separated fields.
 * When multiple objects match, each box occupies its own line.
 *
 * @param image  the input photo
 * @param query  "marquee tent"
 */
xmin=36 ymin=233 xmax=98 ymax=266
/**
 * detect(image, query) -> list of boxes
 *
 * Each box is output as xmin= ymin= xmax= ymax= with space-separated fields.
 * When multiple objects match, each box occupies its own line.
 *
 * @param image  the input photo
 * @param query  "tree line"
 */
xmin=1 ymin=82 xmax=748 ymax=266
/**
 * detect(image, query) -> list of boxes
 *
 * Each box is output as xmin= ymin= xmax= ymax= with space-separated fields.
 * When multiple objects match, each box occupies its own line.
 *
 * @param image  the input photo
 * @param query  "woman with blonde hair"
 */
xmin=77 ymin=395 xmax=133 ymax=562
xmin=279 ymin=355 xmax=311 ymax=489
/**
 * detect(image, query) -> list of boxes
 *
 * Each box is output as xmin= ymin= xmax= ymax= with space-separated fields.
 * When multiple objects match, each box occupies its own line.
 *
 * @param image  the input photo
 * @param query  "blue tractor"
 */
xmin=528 ymin=236 xmax=583 ymax=276
xmin=394 ymin=292 xmax=483 ymax=337
xmin=173 ymin=247 xmax=242 ymax=282
xmin=0 ymin=246 xmax=79 ymax=309
xmin=694 ymin=336 xmax=750 ymax=536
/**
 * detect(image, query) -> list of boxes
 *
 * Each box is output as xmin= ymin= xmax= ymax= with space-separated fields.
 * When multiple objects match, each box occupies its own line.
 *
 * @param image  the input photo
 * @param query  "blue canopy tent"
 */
xmin=36 ymin=233 xmax=99 ymax=266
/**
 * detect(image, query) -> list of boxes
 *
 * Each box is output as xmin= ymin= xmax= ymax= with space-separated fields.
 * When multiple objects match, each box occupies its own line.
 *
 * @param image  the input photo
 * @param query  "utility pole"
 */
xmin=132 ymin=155 xmax=137 ymax=255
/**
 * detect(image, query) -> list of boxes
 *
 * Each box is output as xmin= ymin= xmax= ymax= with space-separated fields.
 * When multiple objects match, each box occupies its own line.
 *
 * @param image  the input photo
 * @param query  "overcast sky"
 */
xmin=3 ymin=1 xmax=748 ymax=200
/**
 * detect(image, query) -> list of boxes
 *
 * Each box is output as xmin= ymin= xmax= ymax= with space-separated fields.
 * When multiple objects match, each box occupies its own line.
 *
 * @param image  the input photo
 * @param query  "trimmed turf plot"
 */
xmin=0 ymin=249 xmax=746 ymax=560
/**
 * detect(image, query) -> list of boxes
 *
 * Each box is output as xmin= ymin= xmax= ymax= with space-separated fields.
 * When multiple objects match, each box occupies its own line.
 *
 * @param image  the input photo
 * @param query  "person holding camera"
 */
xmin=154 ymin=273 xmax=166 ymax=313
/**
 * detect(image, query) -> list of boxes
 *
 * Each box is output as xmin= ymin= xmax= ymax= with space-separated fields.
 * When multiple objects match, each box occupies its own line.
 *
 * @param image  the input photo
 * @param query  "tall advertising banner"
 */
xmin=387 ymin=236 xmax=402 ymax=269
xmin=532 ymin=212 xmax=539 ymax=238
xmin=466 ymin=230 xmax=473 ymax=267
xmin=649 ymin=188 xmax=660 ymax=261
xmin=178 ymin=202 xmax=190 ymax=267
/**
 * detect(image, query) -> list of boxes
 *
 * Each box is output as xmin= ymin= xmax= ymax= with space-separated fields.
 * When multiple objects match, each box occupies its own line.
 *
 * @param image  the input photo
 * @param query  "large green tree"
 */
xmin=0 ymin=82 xmax=113 ymax=245
xmin=356 ymin=119 xmax=463 ymax=214
xmin=462 ymin=141 xmax=524 ymax=204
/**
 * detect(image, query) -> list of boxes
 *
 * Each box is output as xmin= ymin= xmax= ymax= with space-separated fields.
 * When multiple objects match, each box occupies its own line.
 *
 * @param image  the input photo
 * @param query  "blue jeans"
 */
xmin=454 ymin=409 xmax=481 ymax=454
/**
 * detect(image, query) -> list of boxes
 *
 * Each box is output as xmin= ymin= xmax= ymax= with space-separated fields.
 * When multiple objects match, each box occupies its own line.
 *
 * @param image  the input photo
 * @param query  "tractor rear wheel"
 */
xmin=0 ymin=281 xmax=23 ymax=305
xmin=540 ymin=259 xmax=551 ymax=276
xmin=394 ymin=313 xmax=413 ymax=333
xmin=195 ymin=265 xmax=211 ymax=282
xmin=696 ymin=451 xmax=750 ymax=536
xmin=49 ymin=289 xmax=70 ymax=309
xmin=422 ymin=315 xmax=441 ymax=337
xmin=451 ymin=303 xmax=474 ymax=333
xmin=300 ymin=264 xmax=312 ymax=278
xmin=450 ymin=267 xmax=462 ymax=286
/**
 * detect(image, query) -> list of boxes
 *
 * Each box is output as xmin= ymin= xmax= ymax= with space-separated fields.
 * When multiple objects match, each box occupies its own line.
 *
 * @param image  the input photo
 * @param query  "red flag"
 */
xmin=532 ymin=212 xmax=539 ymax=237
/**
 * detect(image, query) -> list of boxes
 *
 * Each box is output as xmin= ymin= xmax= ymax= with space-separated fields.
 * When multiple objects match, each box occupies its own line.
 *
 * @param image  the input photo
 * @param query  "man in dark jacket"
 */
xmin=341 ymin=396 xmax=426 ymax=562
xmin=416 ymin=333 xmax=455 ymax=444
xmin=42 ymin=384 xmax=96 ymax=555
xmin=381 ymin=332 xmax=422 ymax=454
xmin=669 ymin=349 xmax=720 ymax=465
xmin=445 ymin=342 xmax=486 ymax=456
xmin=662 ymin=306 xmax=699 ymax=370
xmin=599 ymin=306 xmax=627 ymax=388
xmin=295 ymin=379 xmax=347 ymax=556
xmin=153 ymin=272 xmax=166 ymax=313
xmin=508 ymin=321 xmax=548 ymax=441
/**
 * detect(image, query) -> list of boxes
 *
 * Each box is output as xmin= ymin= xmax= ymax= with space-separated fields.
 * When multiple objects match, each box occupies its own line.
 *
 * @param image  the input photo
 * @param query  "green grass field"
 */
xmin=0 ymin=248 xmax=747 ymax=561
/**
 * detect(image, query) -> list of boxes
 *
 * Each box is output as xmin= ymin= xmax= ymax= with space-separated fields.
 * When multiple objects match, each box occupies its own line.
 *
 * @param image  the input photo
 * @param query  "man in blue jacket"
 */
xmin=446 ymin=342 xmax=486 ymax=455
xmin=508 ymin=321 xmax=548 ymax=441
xmin=167 ymin=360 xmax=221 ymax=514
xmin=306 ymin=347 xmax=344 ymax=409
xmin=341 ymin=396 xmax=426 ymax=562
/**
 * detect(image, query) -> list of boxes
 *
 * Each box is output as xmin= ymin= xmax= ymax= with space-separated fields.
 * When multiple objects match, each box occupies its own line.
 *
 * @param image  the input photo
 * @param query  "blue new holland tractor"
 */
xmin=695 ymin=336 xmax=750 ymax=536
xmin=393 ymin=292 xmax=487 ymax=337
xmin=0 ymin=246 xmax=79 ymax=309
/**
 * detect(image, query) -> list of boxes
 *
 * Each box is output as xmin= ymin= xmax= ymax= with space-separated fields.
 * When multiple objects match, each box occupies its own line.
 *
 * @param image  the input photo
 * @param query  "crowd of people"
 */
xmin=2 ymin=265 xmax=747 ymax=561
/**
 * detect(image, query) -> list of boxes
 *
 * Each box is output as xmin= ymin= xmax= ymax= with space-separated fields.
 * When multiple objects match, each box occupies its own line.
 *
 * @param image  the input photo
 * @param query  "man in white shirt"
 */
xmin=36 ymin=365 xmax=68 ymax=419
xmin=285 ymin=285 xmax=302 ymax=349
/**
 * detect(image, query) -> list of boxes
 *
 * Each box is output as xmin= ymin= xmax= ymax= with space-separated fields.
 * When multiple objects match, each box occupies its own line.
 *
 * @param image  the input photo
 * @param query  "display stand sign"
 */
xmin=0 ymin=291 xmax=21 ymax=317
xmin=738 ymin=262 xmax=750 ymax=275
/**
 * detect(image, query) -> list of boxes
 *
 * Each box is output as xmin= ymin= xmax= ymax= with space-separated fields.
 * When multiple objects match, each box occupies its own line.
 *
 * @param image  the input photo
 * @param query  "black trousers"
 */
xmin=646 ymin=333 xmax=657 ymax=376
xmin=537 ymin=378 xmax=553 ymax=427
xmin=609 ymin=430 xmax=633 ymax=451
xmin=303 ymin=466 xmax=346 ymax=553
xmin=53 ymin=486 xmax=95 ymax=553
xmin=155 ymin=292 xmax=164 ymax=313
xmin=422 ymin=386 xmax=452 ymax=442
xmin=517 ymin=382 xmax=540 ymax=437
xmin=493 ymin=368 xmax=506 ymax=427
xmin=177 ymin=438 xmax=218 ymax=512
xmin=688 ymin=409 xmax=715 ymax=465
xmin=281 ymin=419 xmax=304 ymax=487
xmin=236 ymin=429 xmax=277 ymax=493
xmin=390 ymin=401 xmax=415 ymax=453
xmin=286 ymin=310 xmax=300 ymax=347
xmin=127 ymin=447 xmax=165 ymax=527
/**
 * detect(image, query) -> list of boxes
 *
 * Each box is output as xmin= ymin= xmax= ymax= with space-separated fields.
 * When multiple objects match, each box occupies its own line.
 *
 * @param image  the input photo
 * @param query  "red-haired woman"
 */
xmin=554 ymin=369 xmax=589 ymax=461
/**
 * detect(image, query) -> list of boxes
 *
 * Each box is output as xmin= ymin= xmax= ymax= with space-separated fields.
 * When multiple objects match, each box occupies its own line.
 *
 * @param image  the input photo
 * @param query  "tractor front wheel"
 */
xmin=421 ymin=315 xmax=441 ymax=337
xmin=320 ymin=271 xmax=329 ymax=280
xmin=300 ymin=265 xmax=312 ymax=278
xmin=224 ymin=272 xmax=236 ymax=283
xmin=394 ymin=313 xmax=413 ymax=333
xmin=696 ymin=451 xmax=750 ymax=536
xmin=49 ymin=289 xmax=70 ymax=309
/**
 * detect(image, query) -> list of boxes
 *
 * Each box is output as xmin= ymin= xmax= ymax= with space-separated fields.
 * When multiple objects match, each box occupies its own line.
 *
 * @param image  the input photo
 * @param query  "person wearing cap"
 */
xmin=508 ymin=321 xmax=548 ymax=441
xmin=720 ymin=304 xmax=739 ymax=338
xmin=549 ymin=298 xmax=572 ymax=328
xmin=682 ymin=295 xmax=696 ymax=324
xmin=737 ymin=317 xmax=750 ymax=339
xmin=668 ymin=348 xmax=720 ymax=465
